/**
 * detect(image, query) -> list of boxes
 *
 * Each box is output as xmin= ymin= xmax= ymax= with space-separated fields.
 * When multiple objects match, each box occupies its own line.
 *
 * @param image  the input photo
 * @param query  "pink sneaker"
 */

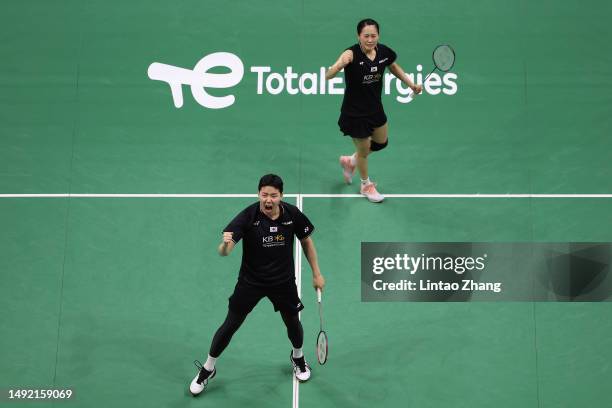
xmin=339 ymin=155 xmax=356 ymax=184
xmin=360 ymin=182 xmax=384 ymax=203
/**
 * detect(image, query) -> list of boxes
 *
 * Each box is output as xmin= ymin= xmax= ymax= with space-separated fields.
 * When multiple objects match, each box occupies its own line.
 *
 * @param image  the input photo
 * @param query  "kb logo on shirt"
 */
xmin=362 ymin=73 xmax=382 ymax=84
xmin=263 ymin=234 xmax=285 ymax=246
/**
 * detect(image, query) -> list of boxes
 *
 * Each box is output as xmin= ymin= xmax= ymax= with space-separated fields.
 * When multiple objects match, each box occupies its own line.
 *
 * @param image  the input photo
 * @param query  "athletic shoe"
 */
xmin=189 ymin=360 xmax=216 ymax=396
xmin=339 ymin=155 xmax=356 ymax=184
xmin=290 ymin=353 xmax=311 ymax=382
xmin=360 ymin=182 xmax=384 ymax=203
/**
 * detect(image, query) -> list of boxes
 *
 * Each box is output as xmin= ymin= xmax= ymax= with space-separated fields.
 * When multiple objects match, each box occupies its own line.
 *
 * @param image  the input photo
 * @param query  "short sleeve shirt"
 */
xmin=341 ymin=43 xmax=397 ymax=116
xmin=223 ymin=202 xmax=315 ymax=286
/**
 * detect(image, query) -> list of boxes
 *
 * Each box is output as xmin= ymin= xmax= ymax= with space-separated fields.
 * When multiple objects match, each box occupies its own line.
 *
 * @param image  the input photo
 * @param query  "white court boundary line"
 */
xmin=2 ymin=192 xmax=610 ymax=408
xmin=1 ymin=193 xmax=611 ymax=198
xmin=293 ymin=194 xmax=303 ymax=408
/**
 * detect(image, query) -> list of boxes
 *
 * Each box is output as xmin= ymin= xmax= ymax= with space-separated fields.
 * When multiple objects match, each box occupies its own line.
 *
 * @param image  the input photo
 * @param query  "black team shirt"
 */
xmin=341 ymin=43 xmax=397 ymax=116
xmin=224 ymin=201 xmax=315 ymax=286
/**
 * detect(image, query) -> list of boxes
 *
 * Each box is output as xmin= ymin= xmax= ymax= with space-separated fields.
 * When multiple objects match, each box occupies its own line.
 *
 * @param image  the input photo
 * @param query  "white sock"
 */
xmin=350 ymin=153 xmax=356 ymax=166
xmin=204 ymin=355 xmax=217 ymax=371
xmin=292 ymin=348 xmax=303 ymax=359
xmin=361 ymin=177 xmax=371 ymax=185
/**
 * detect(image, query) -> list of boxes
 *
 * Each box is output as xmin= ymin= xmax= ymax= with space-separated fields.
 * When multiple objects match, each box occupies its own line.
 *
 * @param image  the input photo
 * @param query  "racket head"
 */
xmin=432 ymin=44 xmax=455 ymax=72
xmin=316 ymin=330 xmax=328 ymax=365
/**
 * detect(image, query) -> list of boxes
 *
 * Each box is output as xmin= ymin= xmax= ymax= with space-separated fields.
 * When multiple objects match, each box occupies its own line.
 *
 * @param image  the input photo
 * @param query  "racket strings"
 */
xmin=433 ymin=45 xmax=455 ymax=72
xmin=317 ymin=331 xmax=328 ymax=364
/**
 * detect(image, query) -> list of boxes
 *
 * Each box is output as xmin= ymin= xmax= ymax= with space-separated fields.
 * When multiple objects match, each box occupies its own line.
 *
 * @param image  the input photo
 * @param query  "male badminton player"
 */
xmin=326 ymin=18 xmax=422 ymax=203
xmin=189 ymin=174 xmax=326 ymax=395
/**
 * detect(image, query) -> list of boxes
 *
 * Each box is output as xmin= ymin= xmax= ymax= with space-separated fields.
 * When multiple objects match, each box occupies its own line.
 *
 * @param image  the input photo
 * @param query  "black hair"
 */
xmin=357 ymin=18 xmax=379 ymax=35
xmin=258 ymin=174 xmax=284 ymax=193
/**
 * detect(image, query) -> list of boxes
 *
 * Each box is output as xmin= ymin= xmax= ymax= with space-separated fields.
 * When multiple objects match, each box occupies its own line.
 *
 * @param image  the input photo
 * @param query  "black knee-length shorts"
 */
xmin=228 ymin=279 xmax=304 ymax=316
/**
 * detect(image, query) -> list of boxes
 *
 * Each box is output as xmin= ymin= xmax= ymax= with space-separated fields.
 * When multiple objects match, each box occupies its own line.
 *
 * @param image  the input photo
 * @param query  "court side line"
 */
xmin=300 ymin=194 xmax=612 ymax=198
xmin=292 ymin=194 xmax=303 ymax=408
xmin=0 ymin=194 xmax=265 ymax=198
xmin=1 ymin=193 xmax=611 ymax=198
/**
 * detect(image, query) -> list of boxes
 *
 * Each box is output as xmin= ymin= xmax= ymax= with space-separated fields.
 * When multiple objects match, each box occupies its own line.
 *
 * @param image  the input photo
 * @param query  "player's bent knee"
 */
xmin=370 ymin=139 xmax=388 ymax=152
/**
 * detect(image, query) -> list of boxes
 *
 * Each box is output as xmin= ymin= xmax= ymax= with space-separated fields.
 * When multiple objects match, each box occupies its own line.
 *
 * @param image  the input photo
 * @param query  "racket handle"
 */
xmin=317 ymin=288 xmax=322 ymax=303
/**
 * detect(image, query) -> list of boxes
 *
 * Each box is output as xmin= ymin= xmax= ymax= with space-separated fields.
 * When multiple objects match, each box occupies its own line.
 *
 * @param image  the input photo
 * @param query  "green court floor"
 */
xmin=1 ymin=198 xmax=611 ymax=407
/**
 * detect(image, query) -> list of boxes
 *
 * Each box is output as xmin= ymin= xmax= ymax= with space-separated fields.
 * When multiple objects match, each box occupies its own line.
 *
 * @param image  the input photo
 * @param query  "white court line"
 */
xmin=292 ymin=194 xmax=303 ymax=408
xmin=0 ymin=193 xmax=611 ymax=198
xmin=301 ymin=194 xmax=612 ymax=198
xmin=0 ymin=193 xmax=265 ymax=198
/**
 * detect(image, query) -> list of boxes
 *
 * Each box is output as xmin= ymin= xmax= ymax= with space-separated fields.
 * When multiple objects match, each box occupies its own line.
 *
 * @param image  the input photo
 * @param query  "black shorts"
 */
xmin=338 ymin=110 xmax=387 ymax=139
xmin=228 ymin=279 xmax=304 ymax=316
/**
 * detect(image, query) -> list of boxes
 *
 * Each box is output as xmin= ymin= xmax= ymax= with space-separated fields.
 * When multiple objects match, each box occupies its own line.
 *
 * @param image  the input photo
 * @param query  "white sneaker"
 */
xmin=339 ymin=155 xmax=356 ymax=184
xmin=360 ymin=182 xmax=384 ymax=203
xmin=189 ymin=361 xmax=216 ymax=396
xmin=290 ymin=353 xmax=311 ymax=382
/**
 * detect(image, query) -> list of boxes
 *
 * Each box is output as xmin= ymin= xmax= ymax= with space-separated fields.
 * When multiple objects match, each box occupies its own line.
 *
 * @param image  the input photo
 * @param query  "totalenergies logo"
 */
xmin=147 ymin=52 xmax=458 ymax=109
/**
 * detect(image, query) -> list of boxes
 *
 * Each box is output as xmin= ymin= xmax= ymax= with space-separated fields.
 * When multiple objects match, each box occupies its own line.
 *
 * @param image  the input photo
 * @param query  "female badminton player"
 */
xmin=326 ymin=18 xmax=422 ymax=202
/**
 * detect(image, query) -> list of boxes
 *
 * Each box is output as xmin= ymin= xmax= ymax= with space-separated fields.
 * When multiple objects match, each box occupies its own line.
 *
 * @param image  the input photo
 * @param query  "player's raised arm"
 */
xmin=325 ymin=49 xmax=353 ymax=80
xmin=217 ymin=232 xmax=235 ymax=256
